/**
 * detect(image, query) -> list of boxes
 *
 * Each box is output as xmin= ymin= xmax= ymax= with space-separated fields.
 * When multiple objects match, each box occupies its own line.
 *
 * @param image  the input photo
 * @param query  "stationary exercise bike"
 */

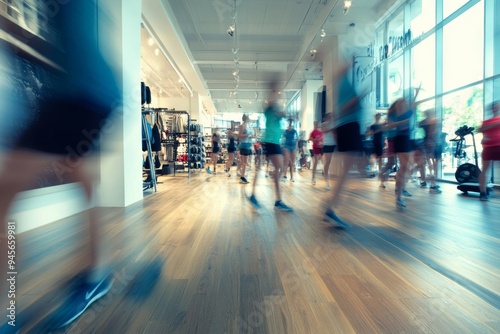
xmin=450 ymin=125 xmax=492 ymax=195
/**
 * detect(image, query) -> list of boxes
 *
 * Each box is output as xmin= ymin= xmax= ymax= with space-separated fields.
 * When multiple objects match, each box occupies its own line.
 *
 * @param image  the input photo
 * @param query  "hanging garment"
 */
xmin=152 ymin=123 xmax=161 ymax=152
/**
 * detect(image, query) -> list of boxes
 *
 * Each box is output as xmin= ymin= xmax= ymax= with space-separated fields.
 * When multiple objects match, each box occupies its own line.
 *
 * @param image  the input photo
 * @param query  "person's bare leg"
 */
xmin=282 ymin=148 xmax=290 ymax=179
xmin=0 ymin=151 xmax=55 ymax=308
xmin=240 ymin=155 xmax=248 ymax=181
xmin=326 ymin=153 xmax=356 ymax=209
xmin=225 ymin=152 xmax=234 ymax=173
xmin=269 ymin=154 xmax=283 ymax=202
xmin=396 ymin=153 xmax=410 ymax=205
xmin=290 ymin=149 xmax=297 ymax=181
xmin=323 ymin=153 xmax=333 ymax=189
xmin=479 ymin=159 xmax=491 ymax=194
xmin=312 ymin=154 xmax=320 ymax=183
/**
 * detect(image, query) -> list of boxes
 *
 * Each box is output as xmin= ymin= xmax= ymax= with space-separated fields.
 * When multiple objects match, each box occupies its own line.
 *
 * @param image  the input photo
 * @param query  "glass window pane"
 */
xmin=388 ymin=11 xmax=404 ymax=57
xmin=443 ymin=0 xmax=471 ymax=19
xmin=388 ymin=56 xmax=404 ymax=103
xmin=412 ymin=34 xmax=435 ymax=100
xmin=441 ymin=84 xmax=484 ymax=181
xmin=442 ymin=1 xmax=484 ymax=92
xmin=411 ymin=0 xmax=436 ymax=36
xmin=415 ymin=99 xmax=436 ymax=139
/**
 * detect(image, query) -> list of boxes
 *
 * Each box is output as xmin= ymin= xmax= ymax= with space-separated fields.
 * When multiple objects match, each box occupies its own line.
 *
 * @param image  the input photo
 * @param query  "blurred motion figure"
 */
xmin=0 ymin=0 xmax=122 ymax=329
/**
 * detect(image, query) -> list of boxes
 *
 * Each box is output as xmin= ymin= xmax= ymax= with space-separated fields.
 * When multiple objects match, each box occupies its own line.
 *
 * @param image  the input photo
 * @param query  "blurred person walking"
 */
xmin=249 ymin=80 xmax=293 ymax=211
xmin=478 ymin=101 xmax=500 ymax=201
xmin=282 ymin=119 xmax=298 ymax=182
xmin=0 ymin=0 xmax=122 ymax=329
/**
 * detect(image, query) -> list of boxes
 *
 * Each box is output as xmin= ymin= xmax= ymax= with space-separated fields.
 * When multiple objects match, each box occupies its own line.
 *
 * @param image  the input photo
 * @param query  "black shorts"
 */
xmin=323 ymin=145 xmax=336 ymax=153
xmin=433 ymin=145 xmax=443 ymax=158
xmin=336 ymin=122 xmax=362 ymax=152
xmin=263 ymin=142 xmax=282 ymax=156
xmin=393 ymin=135 xmax=412 ymax=153
xmin=240 ymin=148 xmax=252 ymax=156
xmin=373 ymin=142 xmax=384 ymax=157
xmin=212 ymin=146 xmax=220 ymax=154
xmin=228 ymin=147 xmax=236 ymax=153
xmin=15 ymin=97 xmax=113 ymax=157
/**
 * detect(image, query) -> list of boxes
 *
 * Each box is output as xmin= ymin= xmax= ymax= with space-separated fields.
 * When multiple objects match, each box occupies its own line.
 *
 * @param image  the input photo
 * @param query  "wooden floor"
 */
xmin=12 ymin=166 xmax=500 ymax=333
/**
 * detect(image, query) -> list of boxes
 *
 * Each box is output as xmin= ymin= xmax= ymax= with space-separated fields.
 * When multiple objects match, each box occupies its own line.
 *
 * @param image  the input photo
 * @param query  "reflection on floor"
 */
xmin=8 ymin=167 xmax=500 ymax=333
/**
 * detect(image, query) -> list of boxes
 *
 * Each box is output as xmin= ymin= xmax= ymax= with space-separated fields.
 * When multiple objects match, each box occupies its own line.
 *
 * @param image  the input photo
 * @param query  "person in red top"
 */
xmin=478 ymin=100 xmax=500 ymax=201
xmin=308 ymin=121 xmax=323 ymax=185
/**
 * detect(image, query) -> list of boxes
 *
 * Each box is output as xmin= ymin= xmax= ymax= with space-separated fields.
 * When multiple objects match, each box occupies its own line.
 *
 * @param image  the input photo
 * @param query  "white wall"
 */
xmin=98 ymin=0 xmax=143 ymax=207
xmin=9 ymin=184 xmax=88 ymax=233
xmin=300 ymin=80 xmax=323 ymax=135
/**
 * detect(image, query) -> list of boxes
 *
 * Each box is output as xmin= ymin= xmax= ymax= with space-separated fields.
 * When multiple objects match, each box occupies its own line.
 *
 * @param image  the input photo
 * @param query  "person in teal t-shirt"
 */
xmin=248 ymin=81 xmax=293 ymax=212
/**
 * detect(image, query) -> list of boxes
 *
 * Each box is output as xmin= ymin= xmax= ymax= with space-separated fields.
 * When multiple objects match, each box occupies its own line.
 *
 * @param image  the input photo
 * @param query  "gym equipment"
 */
xmin=450 ymin=125 xmax=492 ymax=195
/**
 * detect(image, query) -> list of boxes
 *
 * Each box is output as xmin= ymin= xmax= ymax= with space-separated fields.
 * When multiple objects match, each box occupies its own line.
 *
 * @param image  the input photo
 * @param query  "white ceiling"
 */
xmin=141 ymin=0 xmax=399 ymax=115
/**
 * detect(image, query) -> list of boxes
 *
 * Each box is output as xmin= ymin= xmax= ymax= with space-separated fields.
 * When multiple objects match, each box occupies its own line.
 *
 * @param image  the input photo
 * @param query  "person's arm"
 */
xmin=478 ymin=120 xmax=500 ymax=132
xmin=365 ymin=125 xmax=374 ymax=137
xmin=383 ymin=118 xmax=409 ymax=131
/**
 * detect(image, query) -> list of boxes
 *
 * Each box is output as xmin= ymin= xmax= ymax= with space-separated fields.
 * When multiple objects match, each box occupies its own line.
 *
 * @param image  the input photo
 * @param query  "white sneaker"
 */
xmin=326 ymin=182 xmax=331 ymax=190
xmin=312 ymin=178 xmax=316 ymax=185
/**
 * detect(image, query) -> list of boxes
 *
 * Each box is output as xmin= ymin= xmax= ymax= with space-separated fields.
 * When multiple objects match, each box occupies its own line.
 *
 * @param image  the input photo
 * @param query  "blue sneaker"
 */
xmin=248 ymin=194 xmax=261 ymax=209
xmin=325 ymin=209 xmax=349 ymax=229
xmin=53 ymin=273 xmax=113 ymax=328
xmin=206 ymin=167 xmax=213 ymax=174
xmin=275 ymin=200 xmax=293 ymax=212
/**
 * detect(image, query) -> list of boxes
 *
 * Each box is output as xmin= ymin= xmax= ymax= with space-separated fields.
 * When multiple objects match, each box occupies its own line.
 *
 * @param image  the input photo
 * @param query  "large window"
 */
xmin=388 ymin=56 xmax=404 ymax=103
xmin=443 ymin=0 xmax=472 ymax=19
xmin=411 ymin=0 xmax=436 ymax=36
xmin=387 ymin=10 xmax=404 ymax=58
xmin=411 ymin=34 xmax=435 ymax=100
xmin=442 ymin=1 xmax=484 ymax=92
xmin=441 ymin=84 xmax=484 ymax=180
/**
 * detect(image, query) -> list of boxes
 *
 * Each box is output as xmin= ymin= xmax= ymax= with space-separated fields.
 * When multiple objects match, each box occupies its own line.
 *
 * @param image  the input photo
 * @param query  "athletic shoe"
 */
xmin=324 ymin=209 xmax=349 ymax=229
xmin=326 ymin=182 xmax=331 ymax=190
xmin=429 ymin=186 xmax=442 ymax=194
xmin=240 ymin=176 xmax=249 ymax=184
xmin=248 ymin=194 xmax=261 ymax=209
xmin=379 ymin=184 xmax=386 ymax=189
xmin=402 ymin=190 xmax=412 ymax=197
xmin=290 ymin=178 xmax=295 ymax=182
xmin=283 ymin=175 xmax=287 ymax=179
xmin=54 ymin=274 xmax=113 ymax=328
xmin=274 ymin=200 xmax=293 ymax=212
xmin=396 ymin=198 xmax=406 ymax=208
xmin=206 ymin=167 xmax=212 ymax=174
xmin=420 ymin=181 xmax=427 ymax=187
xmin=312 ymin=178 xmax=316 ymax=185
xmin=479 ymin=192 xmax=488 ymax=201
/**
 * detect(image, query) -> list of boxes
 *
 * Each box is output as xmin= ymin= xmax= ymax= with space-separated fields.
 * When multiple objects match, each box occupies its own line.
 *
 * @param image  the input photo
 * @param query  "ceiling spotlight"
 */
xmin=148 ymin=38 xmax=154 ymax=46
xmin=154 ymin=48 xmax=160 ymax=56
xmin=232 ymin=69 xmax=239 ymax=76
xmin=320 ymin=29 xmax=326 ymax=38
xmin=343 ymin=0 xmax=352 ymax=14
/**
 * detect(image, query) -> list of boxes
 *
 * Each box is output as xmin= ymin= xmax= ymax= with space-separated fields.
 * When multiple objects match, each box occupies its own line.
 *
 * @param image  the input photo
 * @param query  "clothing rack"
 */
xmin=154 ymin=108 xmax=191 ymax=176
xmin=142 ymin=108 xmax=157 ymax=191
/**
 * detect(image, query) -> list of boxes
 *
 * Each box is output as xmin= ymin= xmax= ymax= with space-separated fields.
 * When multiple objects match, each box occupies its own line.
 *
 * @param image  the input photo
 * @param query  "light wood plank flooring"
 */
xmin=11 ymin=166 xmax=500 ymax=333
